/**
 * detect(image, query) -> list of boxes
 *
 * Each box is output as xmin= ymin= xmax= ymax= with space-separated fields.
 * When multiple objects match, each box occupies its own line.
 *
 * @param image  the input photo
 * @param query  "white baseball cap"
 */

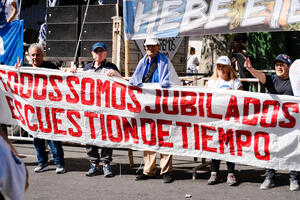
xmin=144 ymin=37 xmax=160 ymax=46
xmin=216 ymin=56 xmax=231 ymax=66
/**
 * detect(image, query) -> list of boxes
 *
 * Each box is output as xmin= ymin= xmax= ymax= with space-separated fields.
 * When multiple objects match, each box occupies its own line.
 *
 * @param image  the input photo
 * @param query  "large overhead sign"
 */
xmin=124 ymin=0 xmax=300 ymax=40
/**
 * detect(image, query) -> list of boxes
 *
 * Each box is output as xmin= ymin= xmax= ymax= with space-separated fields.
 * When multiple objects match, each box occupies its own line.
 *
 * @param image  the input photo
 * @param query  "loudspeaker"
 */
xmin=81 ymin=23 xmax=112 ymax=40
xmin=81 ymin=5 xmax=117 ymax=23
xmin=80 ymin=40 xmax=112 ymax=57
xmin=46 ymin=24 xmax=78 ymax=40
xmin=46 ymin=41 xmax=78 ymax=57
xmin=46 ymin=6 xmax=79 ymax=42
xmin=47 ymin=6 xmax=78 ymax=23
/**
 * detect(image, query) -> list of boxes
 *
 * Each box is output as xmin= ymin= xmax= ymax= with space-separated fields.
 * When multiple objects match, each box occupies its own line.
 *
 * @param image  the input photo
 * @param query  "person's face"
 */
xmin=29 ymin=47 xmax=43 ymax=67
xmin=216 ymin=64 xmax=230 ymax=80
xmin=91 ymin=47 xmax=107 ymax=63
xmin=275 ymin=61 xmax=290 ymax=79
xmin=145 ymin=44 xmax=160 ymax=59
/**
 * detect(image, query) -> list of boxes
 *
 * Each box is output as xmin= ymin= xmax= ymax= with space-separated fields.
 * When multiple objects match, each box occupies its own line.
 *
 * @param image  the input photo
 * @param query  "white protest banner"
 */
xmin=1 ymin=65 xmax=300 ymax=171
xmin=290 ymin=59 xmax=300 ymax=97
xmin=135 ymin=37 xmax=183 ymax=60
xmin=123 ymin=0 xmax=300 ymax=40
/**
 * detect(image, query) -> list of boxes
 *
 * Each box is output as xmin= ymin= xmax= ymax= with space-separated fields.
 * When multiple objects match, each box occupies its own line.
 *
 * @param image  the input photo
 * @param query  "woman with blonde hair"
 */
xmin=206 ymin=56 xmax=243 ymax=186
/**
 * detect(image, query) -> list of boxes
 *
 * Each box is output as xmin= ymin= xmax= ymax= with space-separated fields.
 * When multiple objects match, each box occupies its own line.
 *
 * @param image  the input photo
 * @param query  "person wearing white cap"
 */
xmin=206 ymin=56 xmax=243 ymax=90
xmin=206 ymin=56 xmax=242 ymax=186
xmin=130 ymin=37 xmax=180 ymax=183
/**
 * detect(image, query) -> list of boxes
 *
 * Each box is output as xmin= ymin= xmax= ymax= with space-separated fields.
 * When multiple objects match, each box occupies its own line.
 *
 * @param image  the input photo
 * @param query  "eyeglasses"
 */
xmin=275 ymin=63 xmax=288 ymax=67
xmin=145 ymin=45 xmax=158 ymax=49
xmin=30 ymin=53 xmax=41 ymax=57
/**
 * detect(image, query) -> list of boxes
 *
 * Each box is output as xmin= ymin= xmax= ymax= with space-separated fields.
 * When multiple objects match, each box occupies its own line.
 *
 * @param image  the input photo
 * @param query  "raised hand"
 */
xmin=14 ymin=57 xmax=22 ymax=69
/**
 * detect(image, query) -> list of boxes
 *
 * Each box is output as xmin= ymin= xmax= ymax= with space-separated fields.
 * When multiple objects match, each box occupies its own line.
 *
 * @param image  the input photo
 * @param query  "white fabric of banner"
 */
xmin=1 ymin=65 xmax=300 ymax=171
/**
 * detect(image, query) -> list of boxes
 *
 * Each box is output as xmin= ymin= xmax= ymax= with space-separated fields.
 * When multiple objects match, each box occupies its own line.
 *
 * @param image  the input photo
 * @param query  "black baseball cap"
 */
xmin=274 ymin=54 xmax=292 ymax=65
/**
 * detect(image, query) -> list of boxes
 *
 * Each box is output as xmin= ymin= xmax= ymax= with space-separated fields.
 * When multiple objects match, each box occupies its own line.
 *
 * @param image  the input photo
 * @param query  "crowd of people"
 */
xmin=1 ymin=37 xmax=300 ymax=199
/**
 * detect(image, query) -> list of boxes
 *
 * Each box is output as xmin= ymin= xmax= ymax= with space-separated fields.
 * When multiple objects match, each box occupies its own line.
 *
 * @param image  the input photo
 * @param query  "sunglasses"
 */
xmin=94 ymin=49 xmax=105 ymax=53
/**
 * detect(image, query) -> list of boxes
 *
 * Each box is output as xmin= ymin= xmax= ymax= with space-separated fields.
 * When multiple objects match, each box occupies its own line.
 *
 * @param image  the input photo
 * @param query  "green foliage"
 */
xmin=246 ymin=32 xmax=286 ymax=70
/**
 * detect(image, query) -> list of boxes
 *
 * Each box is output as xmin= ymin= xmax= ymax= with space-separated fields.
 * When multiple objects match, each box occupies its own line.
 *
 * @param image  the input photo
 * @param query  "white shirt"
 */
xmin=207 ymin=78 xmax=242 ymax=90
xmin=186 ymin=54 xmax=199 ymax=74
xmin=0 ymin=137 xmax=26 ymax=200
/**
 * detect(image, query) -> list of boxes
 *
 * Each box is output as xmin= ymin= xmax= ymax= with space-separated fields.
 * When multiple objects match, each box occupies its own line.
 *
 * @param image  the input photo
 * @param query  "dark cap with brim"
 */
xmin=274 ymin=54 xmax=292 ymax=65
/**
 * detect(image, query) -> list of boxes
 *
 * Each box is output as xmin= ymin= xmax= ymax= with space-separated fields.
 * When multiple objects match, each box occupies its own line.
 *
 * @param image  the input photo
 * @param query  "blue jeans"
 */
xmin=33 ymin=138 xmax=64 ymax=165
xmin=266 ymin=168 xmax=298 ymax=181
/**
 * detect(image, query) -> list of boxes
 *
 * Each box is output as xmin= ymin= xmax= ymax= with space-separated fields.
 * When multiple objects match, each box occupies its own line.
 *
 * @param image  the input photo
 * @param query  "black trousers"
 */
xmin=0 ymin=192 xmax=5 ymax=200
xmin=211 ymin=159 xmax=235 ymax=174
xmin=86 ymin=145 xmax=113 ymax=164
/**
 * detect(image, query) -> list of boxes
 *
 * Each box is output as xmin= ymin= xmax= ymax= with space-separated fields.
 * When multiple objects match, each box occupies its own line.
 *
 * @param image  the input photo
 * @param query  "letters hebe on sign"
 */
xmin=135 ymin=37 xmax=183 ymax=60
xmin=124 ymin=0 xmax=300 ymax=40
xmin=1 ymin=65 xmax=300 ymax=171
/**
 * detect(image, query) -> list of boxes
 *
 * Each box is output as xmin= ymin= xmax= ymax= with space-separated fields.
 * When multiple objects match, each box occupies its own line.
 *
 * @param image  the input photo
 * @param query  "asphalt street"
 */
xmin=12 ymin=141 xmax=300 ymax=200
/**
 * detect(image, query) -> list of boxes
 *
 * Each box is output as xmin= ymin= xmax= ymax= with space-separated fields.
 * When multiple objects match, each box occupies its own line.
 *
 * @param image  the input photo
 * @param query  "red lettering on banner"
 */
xmin=236 ymin=130 xmax=251 ymax=156
xmin=176 ymin=121 xmax=192 ymax=149
xmin=145 ymin=89 xmax=161 ymax=114
xmin=162 ymin=90 xmax=179 ymax=115
xmin=198 ymin=93 xmax=205 ymax=117
xmin=19 ymin=73 xmax=33 ymax=99
xmin=218 ymin=127 xmax=235 ymax=155
xmin=180 ymin=91 xmax=197 ymax=116
xmin=194 ymin=124 xmax=200 ymax=150
xmin=33 ymin=74 xmax=48 ymax=100
xmin=157 ymin=119 xmax=173 ymax=147
xmin=111 ymin=82 xmax=126 ymax=110
xmin=84 ymin=112 xmax=98 ymax=139
xmin=201 ymin=125 xmax=217 ymax=152
xmin=5 ymin=96 xmax=18 ymax=119
xmin=14 ymin=100 xmax=26 ymax=125
xmin=36 ymin=107 xmax=52 ymax=133
xmin=7 ymin=71 xmax=19 ymax=95
xmin=67 ymin=110 xmax=82 ymax=137
xmin=225 ymin=95 xmax=240 ymax=123
xmin=49 ymin=75 xmax=63 ymax=101
xmin=279 ymin=102 xmax=299 ymax=128
xmin=100 ymin=114 xmax=107 ymax=140
xmin=96 ymin=79 xmax=110 ymax=108
xmin=24 ymin=104 xmax=37 ymax=131
xmin=81 ymin=78 xmax=95 ymax=105
xmin=107 ymin=115 xmax=123 ymax=143
xmin=52 ymin=108 xmax=66 ymax=135
xmin=141 ymin=118 xmax=156 ymax=146
xmin=254 ymin=131 xmax=270 ymax=161
xmin=66 ymin=76 xmax=80 ymax=104
xmin=0 ymin=69 xmax=8 ymax=91
xmin=127 ymin=86 xmax=142 ymax=113
xmin=122 ymin=117 xmax=139 ymax=143
xmin=206 ymin=93 xmax=222 ymax=119
xmin=242 ymin=97 xmax=260 ymax=126
xmin=260 ymin=100 xmax=280 ymax=128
